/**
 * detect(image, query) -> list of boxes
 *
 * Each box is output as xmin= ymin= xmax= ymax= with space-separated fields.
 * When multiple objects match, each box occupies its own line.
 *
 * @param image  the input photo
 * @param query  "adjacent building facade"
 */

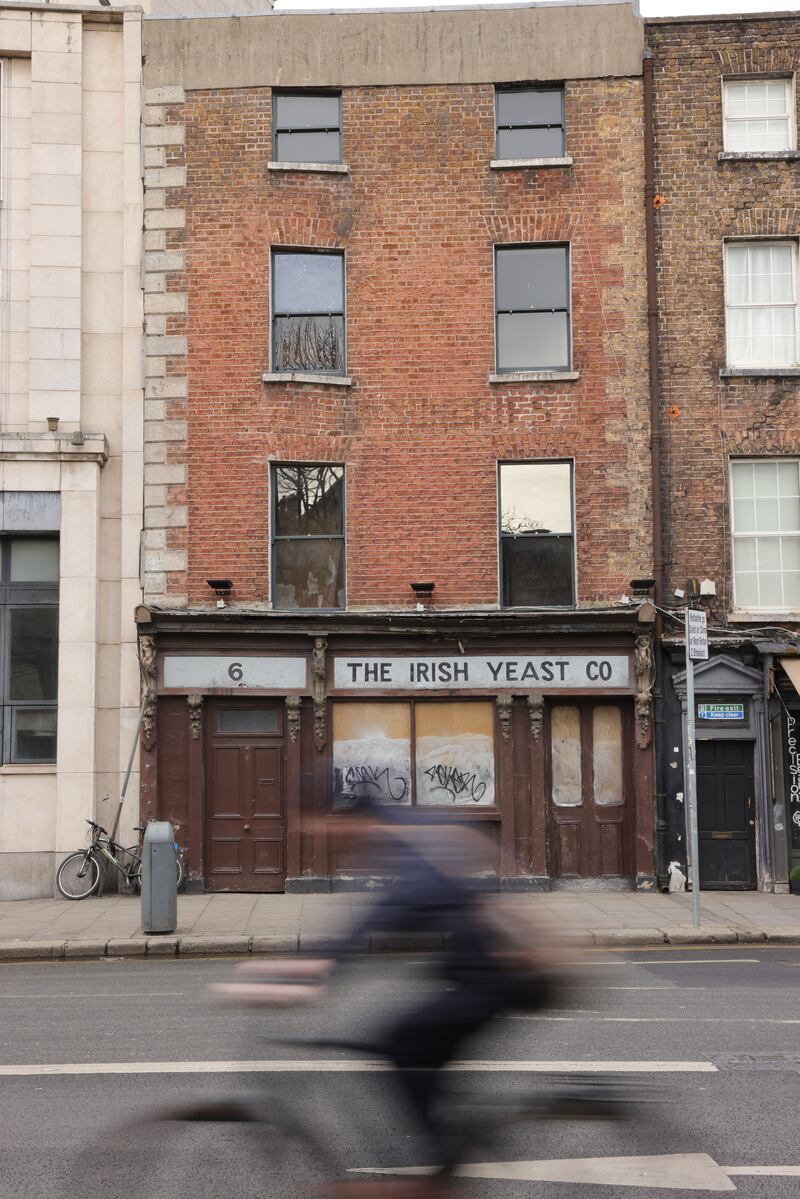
xmin=0 ymin=5 xmax=144 ymax=898
xmin=137 ymin=3 xmax=659 ymax=893
xmin=649 ymin=14 xmax=800 ymax=893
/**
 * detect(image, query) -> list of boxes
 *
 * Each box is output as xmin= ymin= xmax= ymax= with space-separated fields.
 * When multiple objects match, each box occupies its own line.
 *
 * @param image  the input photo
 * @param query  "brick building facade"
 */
xmin=137 ymin=4 xmax=659 ymax=893
xmin=649 ymin=15 xmax=800 ymax=892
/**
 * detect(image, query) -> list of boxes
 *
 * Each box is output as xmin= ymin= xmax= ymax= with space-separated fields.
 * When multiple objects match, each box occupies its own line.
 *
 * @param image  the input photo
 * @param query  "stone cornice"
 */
xmin=0 ymin=433 xmax=108 ymax=466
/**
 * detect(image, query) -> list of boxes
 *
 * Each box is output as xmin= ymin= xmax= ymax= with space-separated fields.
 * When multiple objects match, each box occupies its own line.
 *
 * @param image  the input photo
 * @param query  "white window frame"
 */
xmin=724 ymin=238 xmax=800 ymax=369
xmin=730 ymin=457 xmax=800 ymax=613
xmin=722 ymin=75 xmax=796 ymax=153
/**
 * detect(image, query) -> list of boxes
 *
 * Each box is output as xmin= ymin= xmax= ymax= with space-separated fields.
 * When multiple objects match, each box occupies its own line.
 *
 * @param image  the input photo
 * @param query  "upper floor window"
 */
xmin=271 ymin=464 xmax=345 ymax=609
xmin=495 ymin=86 xmax=565 ymax=159
xmin=499 ymin=461 xmax=575 ymax=607
xmin=495 ymin=245 xmax=571 ymax=373
xmin=725 ymin=241 xmax=799 ymax=368
xmin=0 ymin=537 xmax=59 ymax=763
xmin=271 ymin=249 xmax=346 ymax=375
xmin=731 ymin=459 xmax=800 ymax=611
xmin=273 ymin=92 xmax=342 ymax=164
xmin=723 ymin=79 xmax=795 ymax=153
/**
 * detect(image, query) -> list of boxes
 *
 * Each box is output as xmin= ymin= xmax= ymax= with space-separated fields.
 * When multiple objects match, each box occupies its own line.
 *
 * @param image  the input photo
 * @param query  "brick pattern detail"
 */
xmin=143 ymin=85 xmax=189 ymax=606
xmin=150 ymin=79 xmax=652 ymax=611
xmin=650 ymin=19 xmax=800 ymax=619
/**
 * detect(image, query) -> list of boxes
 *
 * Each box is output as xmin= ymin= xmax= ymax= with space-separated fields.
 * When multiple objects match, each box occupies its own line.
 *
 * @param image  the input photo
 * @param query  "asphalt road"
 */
xmin=1 ymin=946 xmax=799 ymax=1199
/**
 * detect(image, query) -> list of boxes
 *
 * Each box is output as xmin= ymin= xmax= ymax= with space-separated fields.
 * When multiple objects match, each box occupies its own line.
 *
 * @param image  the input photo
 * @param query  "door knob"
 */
xmin=749 ymin=820 xmax=754 ymax=826
xmin=243 ymin=824 xmax=251 ymax=831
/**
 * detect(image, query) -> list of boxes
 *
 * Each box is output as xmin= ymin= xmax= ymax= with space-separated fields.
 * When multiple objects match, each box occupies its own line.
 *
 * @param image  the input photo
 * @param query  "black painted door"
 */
xmin=697 ymin=740 xmax=756 ymax=889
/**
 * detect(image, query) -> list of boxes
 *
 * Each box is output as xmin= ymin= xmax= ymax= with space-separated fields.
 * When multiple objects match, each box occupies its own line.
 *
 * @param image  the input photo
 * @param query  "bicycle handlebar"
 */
xmin=85 ymin=818 xmax=108 ymax=836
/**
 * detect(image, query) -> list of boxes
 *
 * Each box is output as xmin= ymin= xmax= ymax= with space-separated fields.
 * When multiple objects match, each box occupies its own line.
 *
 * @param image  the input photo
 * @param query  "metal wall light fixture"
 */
xmin=207 ymin=578 xmax=233 ymax=609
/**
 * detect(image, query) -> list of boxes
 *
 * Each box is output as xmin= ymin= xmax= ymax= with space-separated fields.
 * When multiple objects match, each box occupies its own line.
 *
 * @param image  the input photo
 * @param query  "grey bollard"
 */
xmin=141 ymin=821 xmax=178 ymax=934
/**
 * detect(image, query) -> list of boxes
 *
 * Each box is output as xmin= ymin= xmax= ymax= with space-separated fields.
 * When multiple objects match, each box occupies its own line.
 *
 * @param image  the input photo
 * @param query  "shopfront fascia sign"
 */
xmin=162 ymin=655 xmax=307 ymax=691
xmin=332 ymin=654 xmax=630 ymax=692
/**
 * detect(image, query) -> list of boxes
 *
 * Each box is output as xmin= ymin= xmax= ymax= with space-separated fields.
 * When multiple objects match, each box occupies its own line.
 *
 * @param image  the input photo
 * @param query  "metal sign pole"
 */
xmin=685 ymin=608 xmax=702 ymax=928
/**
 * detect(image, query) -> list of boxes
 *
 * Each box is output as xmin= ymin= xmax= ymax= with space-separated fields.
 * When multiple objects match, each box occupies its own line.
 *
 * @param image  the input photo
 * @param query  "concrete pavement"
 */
xmin=1 ymin=889 xmax=800 ymax=960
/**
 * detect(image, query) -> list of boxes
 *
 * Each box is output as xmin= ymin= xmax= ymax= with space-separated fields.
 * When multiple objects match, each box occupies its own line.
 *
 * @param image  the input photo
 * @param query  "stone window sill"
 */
xmin=0 ymin=764 xmax=56 ymax=774
xmin=719 ymin=367 xmax=800 ymax=378
xmin=490 ymin=157 xmax=573 ymax=169
xmin=488 ymin=370 xmax=580 ymax=383
xmin=728 ymin=611 xmax=800 ymax=624
xmin=718 ymin=150 xmax=800 ymax=163
xmin=267 ymin=161 xmax=349 ymax=175
xmin=262 ymin=371 xmax=352 ymax=387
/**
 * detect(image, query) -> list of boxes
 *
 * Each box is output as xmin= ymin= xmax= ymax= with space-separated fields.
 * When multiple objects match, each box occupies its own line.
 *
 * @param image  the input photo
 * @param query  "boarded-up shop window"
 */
xmin=332 ymin=701 xmax=495 ymax=808
xmin=332 ymin=702 xmax=412 ymax=809
xmin=416 ymin=701 xmax=494 ymax=805
xmin=551 ymin=705 xmax=582 ymax=806
xmin=592 ymin=705 xmax=623 ymax=805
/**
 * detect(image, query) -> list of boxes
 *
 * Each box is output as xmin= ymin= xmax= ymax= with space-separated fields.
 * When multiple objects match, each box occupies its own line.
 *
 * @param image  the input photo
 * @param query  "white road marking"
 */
xmin=0 ymin=1058 xmax=718 ymax=1078
xmin=622 ymin=959 xmax=761 ymax=966
xmin=512 ymin=1016 xmax=800 ymax=1024
xmin=724 ymin=1167 xmax=800 ymax=1177
xmin=352 ymin=1153 xmax=735 ymax=1191
xmin=0 ymin=992 xmax=184 ymax=1000
xmin=352 ymin=1155 xmax=800 ymax=1190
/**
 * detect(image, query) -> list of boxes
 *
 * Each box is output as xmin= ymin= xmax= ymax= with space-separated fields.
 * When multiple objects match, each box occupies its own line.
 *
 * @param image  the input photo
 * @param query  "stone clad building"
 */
xmin=137 ymin=3 xmax=658 ymax=893
xmin=648 ymin=13 xmax=800 ymax=893
xmin=0 ymin=5 xmax=144 ymax=897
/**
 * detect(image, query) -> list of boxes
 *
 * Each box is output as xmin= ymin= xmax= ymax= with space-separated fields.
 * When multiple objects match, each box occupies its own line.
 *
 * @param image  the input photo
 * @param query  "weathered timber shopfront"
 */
xmin=137 ymin=610 xmax=657 ymax=892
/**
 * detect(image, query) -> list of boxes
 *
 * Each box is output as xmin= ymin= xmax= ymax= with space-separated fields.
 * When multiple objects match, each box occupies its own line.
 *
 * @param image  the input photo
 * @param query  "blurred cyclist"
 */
xmin=219 ymin=801 xmax=561 ymax=1196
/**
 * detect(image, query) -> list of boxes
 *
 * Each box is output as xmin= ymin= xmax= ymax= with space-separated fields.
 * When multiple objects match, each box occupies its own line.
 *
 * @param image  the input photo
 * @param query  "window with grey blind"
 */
xmin=273 ymin=92 xmax=342 ymax=164
xmin=271 ymin=249 xmax=346 ymax=374
xmin=495 ymin=245 xmax=571 ymax=372
xmin=495 ymin=86 xmax=565 ymax=159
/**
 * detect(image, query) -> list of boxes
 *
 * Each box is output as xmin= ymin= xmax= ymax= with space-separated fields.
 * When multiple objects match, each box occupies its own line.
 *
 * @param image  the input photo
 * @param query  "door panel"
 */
xmin=205 ymin=703 xmax=286 ymax=892
xmin=697 ymin=740 xmax=756 ymax=889
xmin=548 ymin=702 xmax=632 ymax=879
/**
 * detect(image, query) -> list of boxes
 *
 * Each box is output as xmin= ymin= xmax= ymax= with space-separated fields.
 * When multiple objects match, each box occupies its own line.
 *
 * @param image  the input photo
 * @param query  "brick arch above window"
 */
xmin=268 ymin=221 xmax=344 ymax=251
xmin=728 ymin=427 xmax=800 ymax=459
xmin=723 ymin=209 xmax=800 ymax=239
xmin=264 ymin=435 xmax=354 ymax=461
xmin=482 ymin=212 xmax=580 ymax=245
xmin=715 ymin=47 xmax=800 ymax=77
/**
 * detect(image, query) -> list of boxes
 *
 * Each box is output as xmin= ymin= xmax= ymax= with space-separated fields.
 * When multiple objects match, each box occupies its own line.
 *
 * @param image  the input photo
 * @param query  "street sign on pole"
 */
xmin=687 ymin=608 xmax=708 ymax=661
xmin=684 ymin=608 xmax=703 ymax=927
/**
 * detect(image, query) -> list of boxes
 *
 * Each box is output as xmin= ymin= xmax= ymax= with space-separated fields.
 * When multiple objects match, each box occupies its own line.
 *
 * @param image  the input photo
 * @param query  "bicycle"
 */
xmin=55 ymin=816 xmax=185 ymax=899
xmin=65 ymin=975 xmax=666 ymax=1199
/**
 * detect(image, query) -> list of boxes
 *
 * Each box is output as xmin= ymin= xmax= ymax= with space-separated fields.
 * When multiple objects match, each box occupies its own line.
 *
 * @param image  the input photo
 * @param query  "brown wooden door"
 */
xmin=546 ymin=702 xmax=633 ymax=879
xmin=205 ymin=702 xmax=285 ymax=892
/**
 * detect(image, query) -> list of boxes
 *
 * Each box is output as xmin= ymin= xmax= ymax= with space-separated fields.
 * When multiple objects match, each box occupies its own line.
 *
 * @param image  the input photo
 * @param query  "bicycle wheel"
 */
xmin=67 ymin=1097 xmax=335 ymax=1199
xmin=56 ymin=851 xmax=102 ymax=900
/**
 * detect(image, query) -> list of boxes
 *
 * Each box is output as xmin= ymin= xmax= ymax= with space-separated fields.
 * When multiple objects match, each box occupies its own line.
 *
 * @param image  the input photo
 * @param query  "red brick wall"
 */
xmin=167 ymin=79 xmax=650 ymax=609
xmin=650 ymin=19 xmax=800 ymax=616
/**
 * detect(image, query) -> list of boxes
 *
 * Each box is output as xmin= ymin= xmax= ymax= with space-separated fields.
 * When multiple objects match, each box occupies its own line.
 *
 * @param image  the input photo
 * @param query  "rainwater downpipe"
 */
xmin=643 ymin=48 xmax=664 ymax=609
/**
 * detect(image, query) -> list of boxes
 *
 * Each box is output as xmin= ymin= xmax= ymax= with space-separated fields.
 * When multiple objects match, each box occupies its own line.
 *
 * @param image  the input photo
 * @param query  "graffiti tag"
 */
xmin=423 ymin=763 xmax=487 ymax=804
xmin=343 ymin=765 xmax=409 ymax=803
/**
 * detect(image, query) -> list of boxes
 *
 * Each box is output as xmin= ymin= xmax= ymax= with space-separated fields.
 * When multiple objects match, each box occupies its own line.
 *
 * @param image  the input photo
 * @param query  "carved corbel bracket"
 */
xmin=635 ymin=634 xmax=655 ymax=748
xmin=286 ymin=695 xmax=301 ymax=744
xmin=527 ymin=693 xmax=544 ymax=741
xmin=312 ymin=636 xmax=328 ymax=751
xmin=187 ymin=694 xmax=203 ymax=740
xmin=138 ymin=632 xmax=157 ymax=750
xmin=496 ymin=695 xmax=513 ymax=743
